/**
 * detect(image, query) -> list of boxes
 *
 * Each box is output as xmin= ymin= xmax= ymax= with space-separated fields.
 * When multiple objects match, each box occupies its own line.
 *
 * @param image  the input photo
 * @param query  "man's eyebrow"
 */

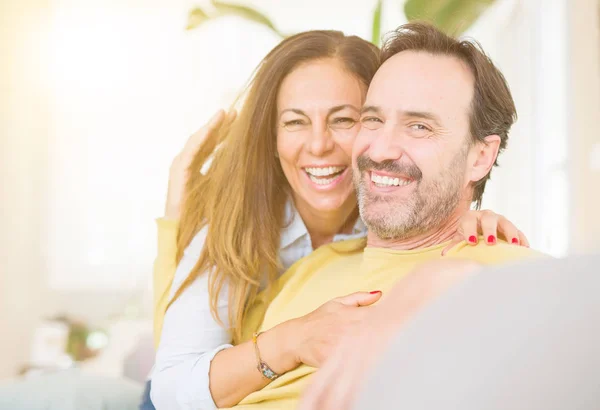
xmin=359 ymin=107 xmax=442 ymax=125
xmin=403 ymin=110 xmax=442 ymax=125
xmin=360 ymin=105 xmax=383 ymax=115
xmin=279 ymin=108 xmax=308 ymax=118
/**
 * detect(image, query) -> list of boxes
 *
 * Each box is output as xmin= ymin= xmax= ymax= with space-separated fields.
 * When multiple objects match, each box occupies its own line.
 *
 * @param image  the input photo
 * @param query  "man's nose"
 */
xmin=368 ymin=126 xmax=403 ymax=163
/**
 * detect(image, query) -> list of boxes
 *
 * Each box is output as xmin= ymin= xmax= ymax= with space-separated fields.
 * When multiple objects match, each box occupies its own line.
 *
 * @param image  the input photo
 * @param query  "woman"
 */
xmin=150 ymin=30 xmax=527 ymax=410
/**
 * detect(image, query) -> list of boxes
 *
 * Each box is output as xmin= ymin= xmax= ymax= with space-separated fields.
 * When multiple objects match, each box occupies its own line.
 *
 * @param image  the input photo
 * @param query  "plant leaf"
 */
xmin=403 ymin=0 xmax=496 ymax=35
xmin=435 ymin=0 xmax=496 ymax=34
xmin=371 ymin=0 xmax=383 ymax=47
xmin=186 ymin=7 xmax=211 ymax=31
xmin=210 ymin=0 xmax=285 ymax=37
xmin=404 ymin=0 xmax=454 ymax=22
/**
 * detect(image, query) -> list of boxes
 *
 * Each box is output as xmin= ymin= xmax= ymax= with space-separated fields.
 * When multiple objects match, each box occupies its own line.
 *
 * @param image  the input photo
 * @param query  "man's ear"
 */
xmin=469 ymin=135 xmax=501 ymax=183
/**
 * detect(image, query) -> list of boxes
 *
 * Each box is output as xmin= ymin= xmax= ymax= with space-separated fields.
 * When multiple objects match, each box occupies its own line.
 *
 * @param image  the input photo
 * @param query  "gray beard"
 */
xmin=354 ymin=146 xmax=468 ymax=240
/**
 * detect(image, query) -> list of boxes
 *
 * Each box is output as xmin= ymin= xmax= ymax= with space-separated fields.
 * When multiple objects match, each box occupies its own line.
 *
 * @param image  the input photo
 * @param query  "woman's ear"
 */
xmin=469 ymin=135 xmax=501 ymax=183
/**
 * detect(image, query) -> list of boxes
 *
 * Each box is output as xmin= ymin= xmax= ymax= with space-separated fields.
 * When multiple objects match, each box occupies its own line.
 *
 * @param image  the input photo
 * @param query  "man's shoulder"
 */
xmin=273 ymin=239 xmax=366 ymax=293
xmin=295 ymin=238 xmax=366 ymax=270
xmin=446 ymin=239 xmax=548 ymax=265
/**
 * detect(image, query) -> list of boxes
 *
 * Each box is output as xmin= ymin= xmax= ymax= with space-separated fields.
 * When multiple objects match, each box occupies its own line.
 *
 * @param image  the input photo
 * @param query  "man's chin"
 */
xmin=362 ymin=210 xmax=411 ymax=237
xmin=362 ymin=200 xmax=410 ymax=219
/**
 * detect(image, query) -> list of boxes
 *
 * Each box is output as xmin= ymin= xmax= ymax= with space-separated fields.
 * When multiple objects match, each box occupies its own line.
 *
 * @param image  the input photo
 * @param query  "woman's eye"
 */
xmin=330 ymin=117 xmax=357 ymax=130
xmin=282 ymin=119 xmax=308 ymax=131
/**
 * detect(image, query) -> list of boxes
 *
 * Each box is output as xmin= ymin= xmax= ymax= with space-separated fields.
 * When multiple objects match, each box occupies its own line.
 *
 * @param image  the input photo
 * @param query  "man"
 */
xmin=228 ymin=22 xmax=544 ymax=410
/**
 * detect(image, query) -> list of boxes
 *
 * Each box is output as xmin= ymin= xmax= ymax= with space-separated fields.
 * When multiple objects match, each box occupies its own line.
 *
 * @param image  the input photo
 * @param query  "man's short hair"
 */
xmin=380 ymin=22 xmax=517 ymax=209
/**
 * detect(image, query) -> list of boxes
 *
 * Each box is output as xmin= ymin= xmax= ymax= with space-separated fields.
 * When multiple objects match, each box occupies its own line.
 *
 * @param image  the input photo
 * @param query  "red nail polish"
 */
xmin=487 ymin=235 xmax=496 ymax=244
xmin=468 ymin=235 xmax=477 ymax=244
xmin=370 ymin=290 xmax=382 ymax=295
xmin=512 ymin=238 xmax=519 ymax=244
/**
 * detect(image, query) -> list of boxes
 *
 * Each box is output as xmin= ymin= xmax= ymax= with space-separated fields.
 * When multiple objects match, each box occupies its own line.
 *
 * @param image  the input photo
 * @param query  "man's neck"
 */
xmin=366 ymin=209 xmax=466 ymax=251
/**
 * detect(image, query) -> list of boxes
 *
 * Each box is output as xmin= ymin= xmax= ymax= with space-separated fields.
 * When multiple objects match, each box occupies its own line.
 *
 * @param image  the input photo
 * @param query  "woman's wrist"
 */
xmin=164 ymin=163 xmax=186 ymax=220
xmin=163 ymin=202 xmax=181 ymax=220
xmin=255 ymin=320 xmax=301 ymax=375
xmin=164 ymin=184 xmax=183 ymax=220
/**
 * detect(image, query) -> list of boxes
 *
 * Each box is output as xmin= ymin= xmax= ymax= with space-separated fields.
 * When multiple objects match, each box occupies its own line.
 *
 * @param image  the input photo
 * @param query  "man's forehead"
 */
xmin=365 ymin=50 xmax=474 ymax=113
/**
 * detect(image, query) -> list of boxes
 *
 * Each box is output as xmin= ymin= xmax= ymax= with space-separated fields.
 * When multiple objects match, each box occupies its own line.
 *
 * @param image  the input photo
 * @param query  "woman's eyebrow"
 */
xmin=328 ymin=104 xmax=360 ymax=115
xmin=279 ymin=105 xmax=359 ymax=119
xmin=279 ymin=108 xmax=308 ymax=118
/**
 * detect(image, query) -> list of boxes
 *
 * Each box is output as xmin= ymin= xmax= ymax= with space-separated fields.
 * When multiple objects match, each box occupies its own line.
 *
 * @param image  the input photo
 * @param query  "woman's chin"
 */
xmin=304 ymin=195 xmax=357 ymax=215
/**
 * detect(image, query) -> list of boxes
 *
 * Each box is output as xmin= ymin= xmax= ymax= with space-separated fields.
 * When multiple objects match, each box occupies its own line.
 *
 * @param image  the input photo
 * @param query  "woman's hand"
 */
xmin=442 ymin=210 xmax=530 ymax=255
xmin=164 ymin=109 xmax=237 ymax=220
xmin=299 ymin=259 xmax=481 ymax=410
xmin=274 ymin=291 xmax=383 ymax=372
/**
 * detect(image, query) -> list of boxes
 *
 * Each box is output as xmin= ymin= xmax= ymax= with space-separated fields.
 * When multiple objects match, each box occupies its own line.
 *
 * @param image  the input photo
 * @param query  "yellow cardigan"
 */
xmin=151 ymin=218 xmax=276 ymax=348
xmin=152 ymin=218 xmax=179 ymax=348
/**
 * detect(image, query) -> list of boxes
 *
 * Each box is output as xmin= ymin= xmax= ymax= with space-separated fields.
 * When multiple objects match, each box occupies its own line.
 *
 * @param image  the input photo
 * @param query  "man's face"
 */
xmin=353 ymin=51 xmax=476 ymax=239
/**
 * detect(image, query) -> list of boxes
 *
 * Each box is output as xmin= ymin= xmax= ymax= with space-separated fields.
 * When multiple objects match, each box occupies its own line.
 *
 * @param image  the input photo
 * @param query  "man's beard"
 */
xmin=354 ymin=146 xmax=468 ymax=240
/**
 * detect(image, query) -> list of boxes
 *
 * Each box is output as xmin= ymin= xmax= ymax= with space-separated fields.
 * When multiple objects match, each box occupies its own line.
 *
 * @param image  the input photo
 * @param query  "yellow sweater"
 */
xmin=152 ymin=218 xmax=179 ymax=348
xmin=228 ymin=238 xmax=545 ymax=410
xmin=152 ymin=220 xmax=544 ymax=408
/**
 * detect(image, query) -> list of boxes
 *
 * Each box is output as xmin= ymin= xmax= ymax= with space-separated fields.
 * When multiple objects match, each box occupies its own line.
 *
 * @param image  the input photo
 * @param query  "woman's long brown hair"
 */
xmin=170 ymin=31 xmax=380 ymax=343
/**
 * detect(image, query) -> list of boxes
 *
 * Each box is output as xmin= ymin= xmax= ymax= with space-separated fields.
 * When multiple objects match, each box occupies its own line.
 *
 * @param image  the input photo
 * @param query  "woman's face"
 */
xmin=276 ymin=58 xmax=366 ymax=216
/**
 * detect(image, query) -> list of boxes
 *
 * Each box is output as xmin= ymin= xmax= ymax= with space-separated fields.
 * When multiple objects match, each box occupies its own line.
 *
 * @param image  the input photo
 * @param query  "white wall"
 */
xmin=567 ymin=0 xmax=600 ymax=253
xmin=473 ymin=0 xmax=600 ymax=255
xmin=0 ymin=0 xmax=53 ymax=379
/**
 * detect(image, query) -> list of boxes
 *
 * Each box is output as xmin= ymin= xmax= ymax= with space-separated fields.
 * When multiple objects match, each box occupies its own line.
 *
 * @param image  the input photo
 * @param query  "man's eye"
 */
xmin=407 ymin=123 xmax=433 ymax=138
xmin=361 ymin=117 xmax=382 ymax=123
xmin=361 ymin=116 xmax=383 ymax=129
xmin=410 ymin=124 xmax=430 ymax=131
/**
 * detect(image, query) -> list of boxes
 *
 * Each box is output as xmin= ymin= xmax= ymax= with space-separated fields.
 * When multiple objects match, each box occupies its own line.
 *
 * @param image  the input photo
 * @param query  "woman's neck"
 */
xmin=293 ymin=198 xmax=360 ymax=250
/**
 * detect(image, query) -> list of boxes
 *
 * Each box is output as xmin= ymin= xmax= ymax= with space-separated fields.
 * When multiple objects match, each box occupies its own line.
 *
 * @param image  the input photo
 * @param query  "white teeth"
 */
xmin=305 ymin=166 xmax=346 ymax=177
xmin=370 ymin=173 xmax=411 ymax=187
xmin=308 ymin=175 xmax=337 ymax=185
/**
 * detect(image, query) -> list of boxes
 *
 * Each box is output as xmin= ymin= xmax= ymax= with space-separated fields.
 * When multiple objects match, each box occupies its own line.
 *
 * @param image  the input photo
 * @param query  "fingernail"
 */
xmin=487 ymin=235 xmax=496 ymax=244
xmin=468 ymin=235 xmax=477 ymax=244
xmin=370 ymin=290 xmax=382 ymax=295
xmin=512 ymin=237 xmax=519 ymax=244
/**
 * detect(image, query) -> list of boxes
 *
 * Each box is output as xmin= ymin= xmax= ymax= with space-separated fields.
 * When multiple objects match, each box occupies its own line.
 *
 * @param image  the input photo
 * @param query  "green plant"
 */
xmin=186 ymin=0 xmax=496 ymax=46
xmin=404 ymin=0 xmax=497 ymax=35
xmin=187 ymin=0 xmax=287 ymax=37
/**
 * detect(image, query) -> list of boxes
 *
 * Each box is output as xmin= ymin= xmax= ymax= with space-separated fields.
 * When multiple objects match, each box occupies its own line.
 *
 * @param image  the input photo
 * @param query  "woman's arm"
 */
xmin=151 ymin=226 xmax=301 ymax=410
xmin=151 ymin=227 xmax=384 ymax=409
xmin=151 ymin=226 xmax=237 ymax=410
